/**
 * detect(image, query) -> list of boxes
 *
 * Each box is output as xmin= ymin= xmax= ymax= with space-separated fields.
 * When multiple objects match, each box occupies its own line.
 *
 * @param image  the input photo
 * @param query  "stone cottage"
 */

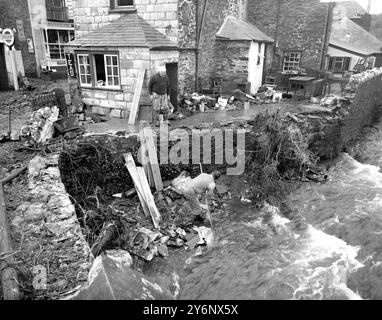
xmin=215 ymin=16 xmax=274 ymax=94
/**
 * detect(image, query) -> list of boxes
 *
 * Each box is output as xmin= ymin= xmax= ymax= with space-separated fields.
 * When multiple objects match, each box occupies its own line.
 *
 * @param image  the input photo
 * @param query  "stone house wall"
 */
xmin=247 ymin=0 xmax=328 ymax=71
xmin=196 ymin=0 xmax=248 ymax=89
xmin=214 ymin=40 xmax=251 ymax=83
xmin=72 ymin=0 xmax=178 ymax=42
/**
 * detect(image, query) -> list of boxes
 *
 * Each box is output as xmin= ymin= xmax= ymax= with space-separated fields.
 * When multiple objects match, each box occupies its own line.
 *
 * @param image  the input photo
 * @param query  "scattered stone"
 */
xmin=45 ymin=216 xmax=78 ymax=236
xmin=112 ymin=193 xmax=123 ymax=198
xmin=16 ymin=202 xmax=31 ymax=214
xmin=10 ymin=131 xmax=20 ymax=141
xmin=157 ymin=244 xmax=169 ymax=258
xmin=185 ymin=235 xmax=200 ymax=250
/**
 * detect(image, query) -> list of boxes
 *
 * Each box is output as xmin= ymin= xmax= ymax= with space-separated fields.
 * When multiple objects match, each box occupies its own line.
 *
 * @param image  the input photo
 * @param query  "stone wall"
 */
xmin=197 ymin=0 xmax=248 ymax=89
xmin=297 ymin=70 xmax=382 ymax=159
xmin=11 ymin=154 xmax=93 ymax=299
xmin=72 ymin=0 xmax=178 ymax=41
xmin=0 ymin=0 xmax=38 ymax=77
xmin=135 ymin=0 xmax=178 ymax=43
xmin=247 ymin=0 xmax=328 ymax=71
xmin=178 ymin=0 xmax=197 ymax=92
xmin=214 ymin=40 xmax=251 ymax=83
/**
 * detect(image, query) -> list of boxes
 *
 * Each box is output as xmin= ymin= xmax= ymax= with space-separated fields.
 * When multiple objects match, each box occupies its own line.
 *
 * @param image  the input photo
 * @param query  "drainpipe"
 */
xmin=273 ymin=0 xmax=282 ymax=69
xmin=195 ymin=0 xmax=208 ymax=93
xmin=320 ymin=2 xmax=334 ymax=70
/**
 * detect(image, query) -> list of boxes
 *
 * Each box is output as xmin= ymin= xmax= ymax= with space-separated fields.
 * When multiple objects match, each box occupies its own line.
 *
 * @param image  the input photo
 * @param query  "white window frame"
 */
xmin=44 ymin=28 xmax=75 ymax=61
xmin=334 ymin=57 xmax=346 ymax=70
xmin=283 ymin=51 xmax=301 ymax=71
xmin=104 ymin=54 xmax=120 ymax=88
xmin=77 ymin=54 xmax=92 ymax=87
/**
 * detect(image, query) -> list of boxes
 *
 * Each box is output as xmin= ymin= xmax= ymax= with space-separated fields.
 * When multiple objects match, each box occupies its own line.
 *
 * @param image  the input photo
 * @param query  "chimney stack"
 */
xmin=367 ymin=0 xmax=372 ymax=14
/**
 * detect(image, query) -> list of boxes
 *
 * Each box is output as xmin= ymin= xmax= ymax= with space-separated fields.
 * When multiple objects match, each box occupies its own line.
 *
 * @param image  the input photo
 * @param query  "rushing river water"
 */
xmin=144 ymin=121 xmax=382 ymax=300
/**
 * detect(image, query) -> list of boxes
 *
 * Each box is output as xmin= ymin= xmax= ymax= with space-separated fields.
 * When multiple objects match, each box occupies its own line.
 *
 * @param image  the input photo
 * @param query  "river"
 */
xmin=143 ymin=120 xmax=382 ymax=300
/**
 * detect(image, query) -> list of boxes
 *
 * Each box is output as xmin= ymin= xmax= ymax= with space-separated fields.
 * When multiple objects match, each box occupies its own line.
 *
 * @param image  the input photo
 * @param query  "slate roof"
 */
xmin=216 ymin=16 xmax=274 ymax=43
xmin=337 ymin=1 xmax=367 ymax=18
xmin=330 ymin=17 xmax=382 ymax=56
xmin=66 ymin=14 xmax=177 ymax=49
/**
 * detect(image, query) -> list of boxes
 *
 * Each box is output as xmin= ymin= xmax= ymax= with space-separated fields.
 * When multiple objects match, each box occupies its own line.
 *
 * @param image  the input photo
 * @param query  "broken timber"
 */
xmin=143 ymin=127 xmax=163 ymax=192
xmin=0 ymin=183 xmax=20 ymax=300
xmin=124 ymin=153 xmax=161 ymax=229
xmin=128 ymin=69 xmax=146 ymax=125
xmin=124 ymin=154 xmax=150 ymax=218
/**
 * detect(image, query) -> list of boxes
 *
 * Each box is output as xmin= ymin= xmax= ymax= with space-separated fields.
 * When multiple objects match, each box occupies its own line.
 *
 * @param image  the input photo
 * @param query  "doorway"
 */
xmin=166 ymin=62 xmax=178 ymax=111
xmin=0 ymin=45 xmax=9 ymax=90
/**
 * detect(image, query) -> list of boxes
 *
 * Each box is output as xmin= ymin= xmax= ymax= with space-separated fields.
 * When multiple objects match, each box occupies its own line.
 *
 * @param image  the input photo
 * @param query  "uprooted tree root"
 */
xmin=245 ymin=111 xmax=318 ymax=206
xmin=58 ymin=142 xmax=202 ymax=255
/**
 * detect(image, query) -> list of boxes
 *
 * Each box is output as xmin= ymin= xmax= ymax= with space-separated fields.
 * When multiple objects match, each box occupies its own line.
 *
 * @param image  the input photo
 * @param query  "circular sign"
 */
xmin=2 ymin=28 xmax=15 ymax=47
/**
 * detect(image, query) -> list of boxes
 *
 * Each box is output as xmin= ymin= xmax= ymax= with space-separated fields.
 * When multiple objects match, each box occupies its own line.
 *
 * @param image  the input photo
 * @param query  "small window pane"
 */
xmin=113 ymin=67 xmax=119 ymax=75
xmin=117 ymin=0 xmax=134 ymax=6
xmin=107 ymin=66 xmax=112 ymax=75
xmin=106 ymin=56 xmax=112 ymax=65
xmin=86 ymin=76 xmax=91 ymax=83
xmin=114 ymin=77 xmax=119 ymax=85
xmin=108 ymin=76 xmax=113 ymax=84
xmin=112 ymin=56 xmax=118 ymax=65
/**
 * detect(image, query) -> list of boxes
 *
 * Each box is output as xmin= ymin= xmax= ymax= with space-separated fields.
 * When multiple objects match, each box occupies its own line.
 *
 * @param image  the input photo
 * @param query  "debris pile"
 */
xmin=179 ymin=92 xmax=240 ymax=114
xmin=253 ymin=85 xmax=287 ymax=104
xmin=179 ymin=92 xmax=217 ymax=113
xmin=59 ymin=143 xmax=220 ymax=265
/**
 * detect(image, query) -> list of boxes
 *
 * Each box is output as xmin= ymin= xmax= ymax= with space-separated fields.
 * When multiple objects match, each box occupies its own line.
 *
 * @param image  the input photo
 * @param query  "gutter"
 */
xmin=195 ymin=0 xmax=208 ymax=93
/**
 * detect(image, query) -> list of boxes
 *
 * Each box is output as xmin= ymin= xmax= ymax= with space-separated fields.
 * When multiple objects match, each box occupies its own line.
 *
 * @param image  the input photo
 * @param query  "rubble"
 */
xmin=20 ymin=106 xmax=59 ymax=143
xmin=68 ymin=250 xmax=173 ymax=300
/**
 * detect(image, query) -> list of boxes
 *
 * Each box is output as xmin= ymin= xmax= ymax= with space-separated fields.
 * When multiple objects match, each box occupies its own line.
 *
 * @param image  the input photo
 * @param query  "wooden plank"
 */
xmin=143 ymin=127 xmax=163 ymax=192
xmin=136 ymin=167 xmax=161 ymax=229
xmin=0 ymin=183 xmax=20 ymax=300
xmin=124 ymin=153 xmax=161 ymax=228
xmin=128 ymin=69 xmax=146 ymax=125
xmin=123 ymin=154 xmax=150 ymax=218
xmin=141 ymin=132 xmax=155 ymax=188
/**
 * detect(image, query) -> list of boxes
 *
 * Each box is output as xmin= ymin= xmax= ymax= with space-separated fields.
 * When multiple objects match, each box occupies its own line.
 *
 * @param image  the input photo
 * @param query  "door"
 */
xmin=166 ymin=62 xmax=178 ymax=111
xmin=0 ymin=45 xmax=9 ymax=90
xmin=248 ymin=41 xmax=265 ymax=94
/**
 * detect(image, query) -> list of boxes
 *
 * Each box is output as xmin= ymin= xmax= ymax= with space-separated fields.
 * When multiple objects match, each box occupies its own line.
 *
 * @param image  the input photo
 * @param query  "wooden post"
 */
xmin=128 ymin=69 xmax=146 ymax=125
xmin=0 ymin=184 xmax=20 ymax=300
xmin=124 ymin=154 xmax=150 ymax=218
xmin=9 ymin=49 xmax=19 ymax=91
xmin=143 ymin=127 xmax=163 ymax=192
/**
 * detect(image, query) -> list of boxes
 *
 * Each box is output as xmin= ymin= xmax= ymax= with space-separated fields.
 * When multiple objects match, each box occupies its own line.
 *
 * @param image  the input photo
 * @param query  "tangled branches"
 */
xmin=246 ymin=111 xmax=317 ymax=204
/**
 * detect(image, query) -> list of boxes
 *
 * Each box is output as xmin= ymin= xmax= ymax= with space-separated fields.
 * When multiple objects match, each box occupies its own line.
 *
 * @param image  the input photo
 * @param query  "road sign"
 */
xmin=2 ymin=29 xmax=15 ymax=47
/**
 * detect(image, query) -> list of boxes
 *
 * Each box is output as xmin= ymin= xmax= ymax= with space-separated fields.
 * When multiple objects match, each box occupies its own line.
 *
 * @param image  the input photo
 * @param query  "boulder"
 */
xmin=68 ymin=250 xmax=173 ymax=300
